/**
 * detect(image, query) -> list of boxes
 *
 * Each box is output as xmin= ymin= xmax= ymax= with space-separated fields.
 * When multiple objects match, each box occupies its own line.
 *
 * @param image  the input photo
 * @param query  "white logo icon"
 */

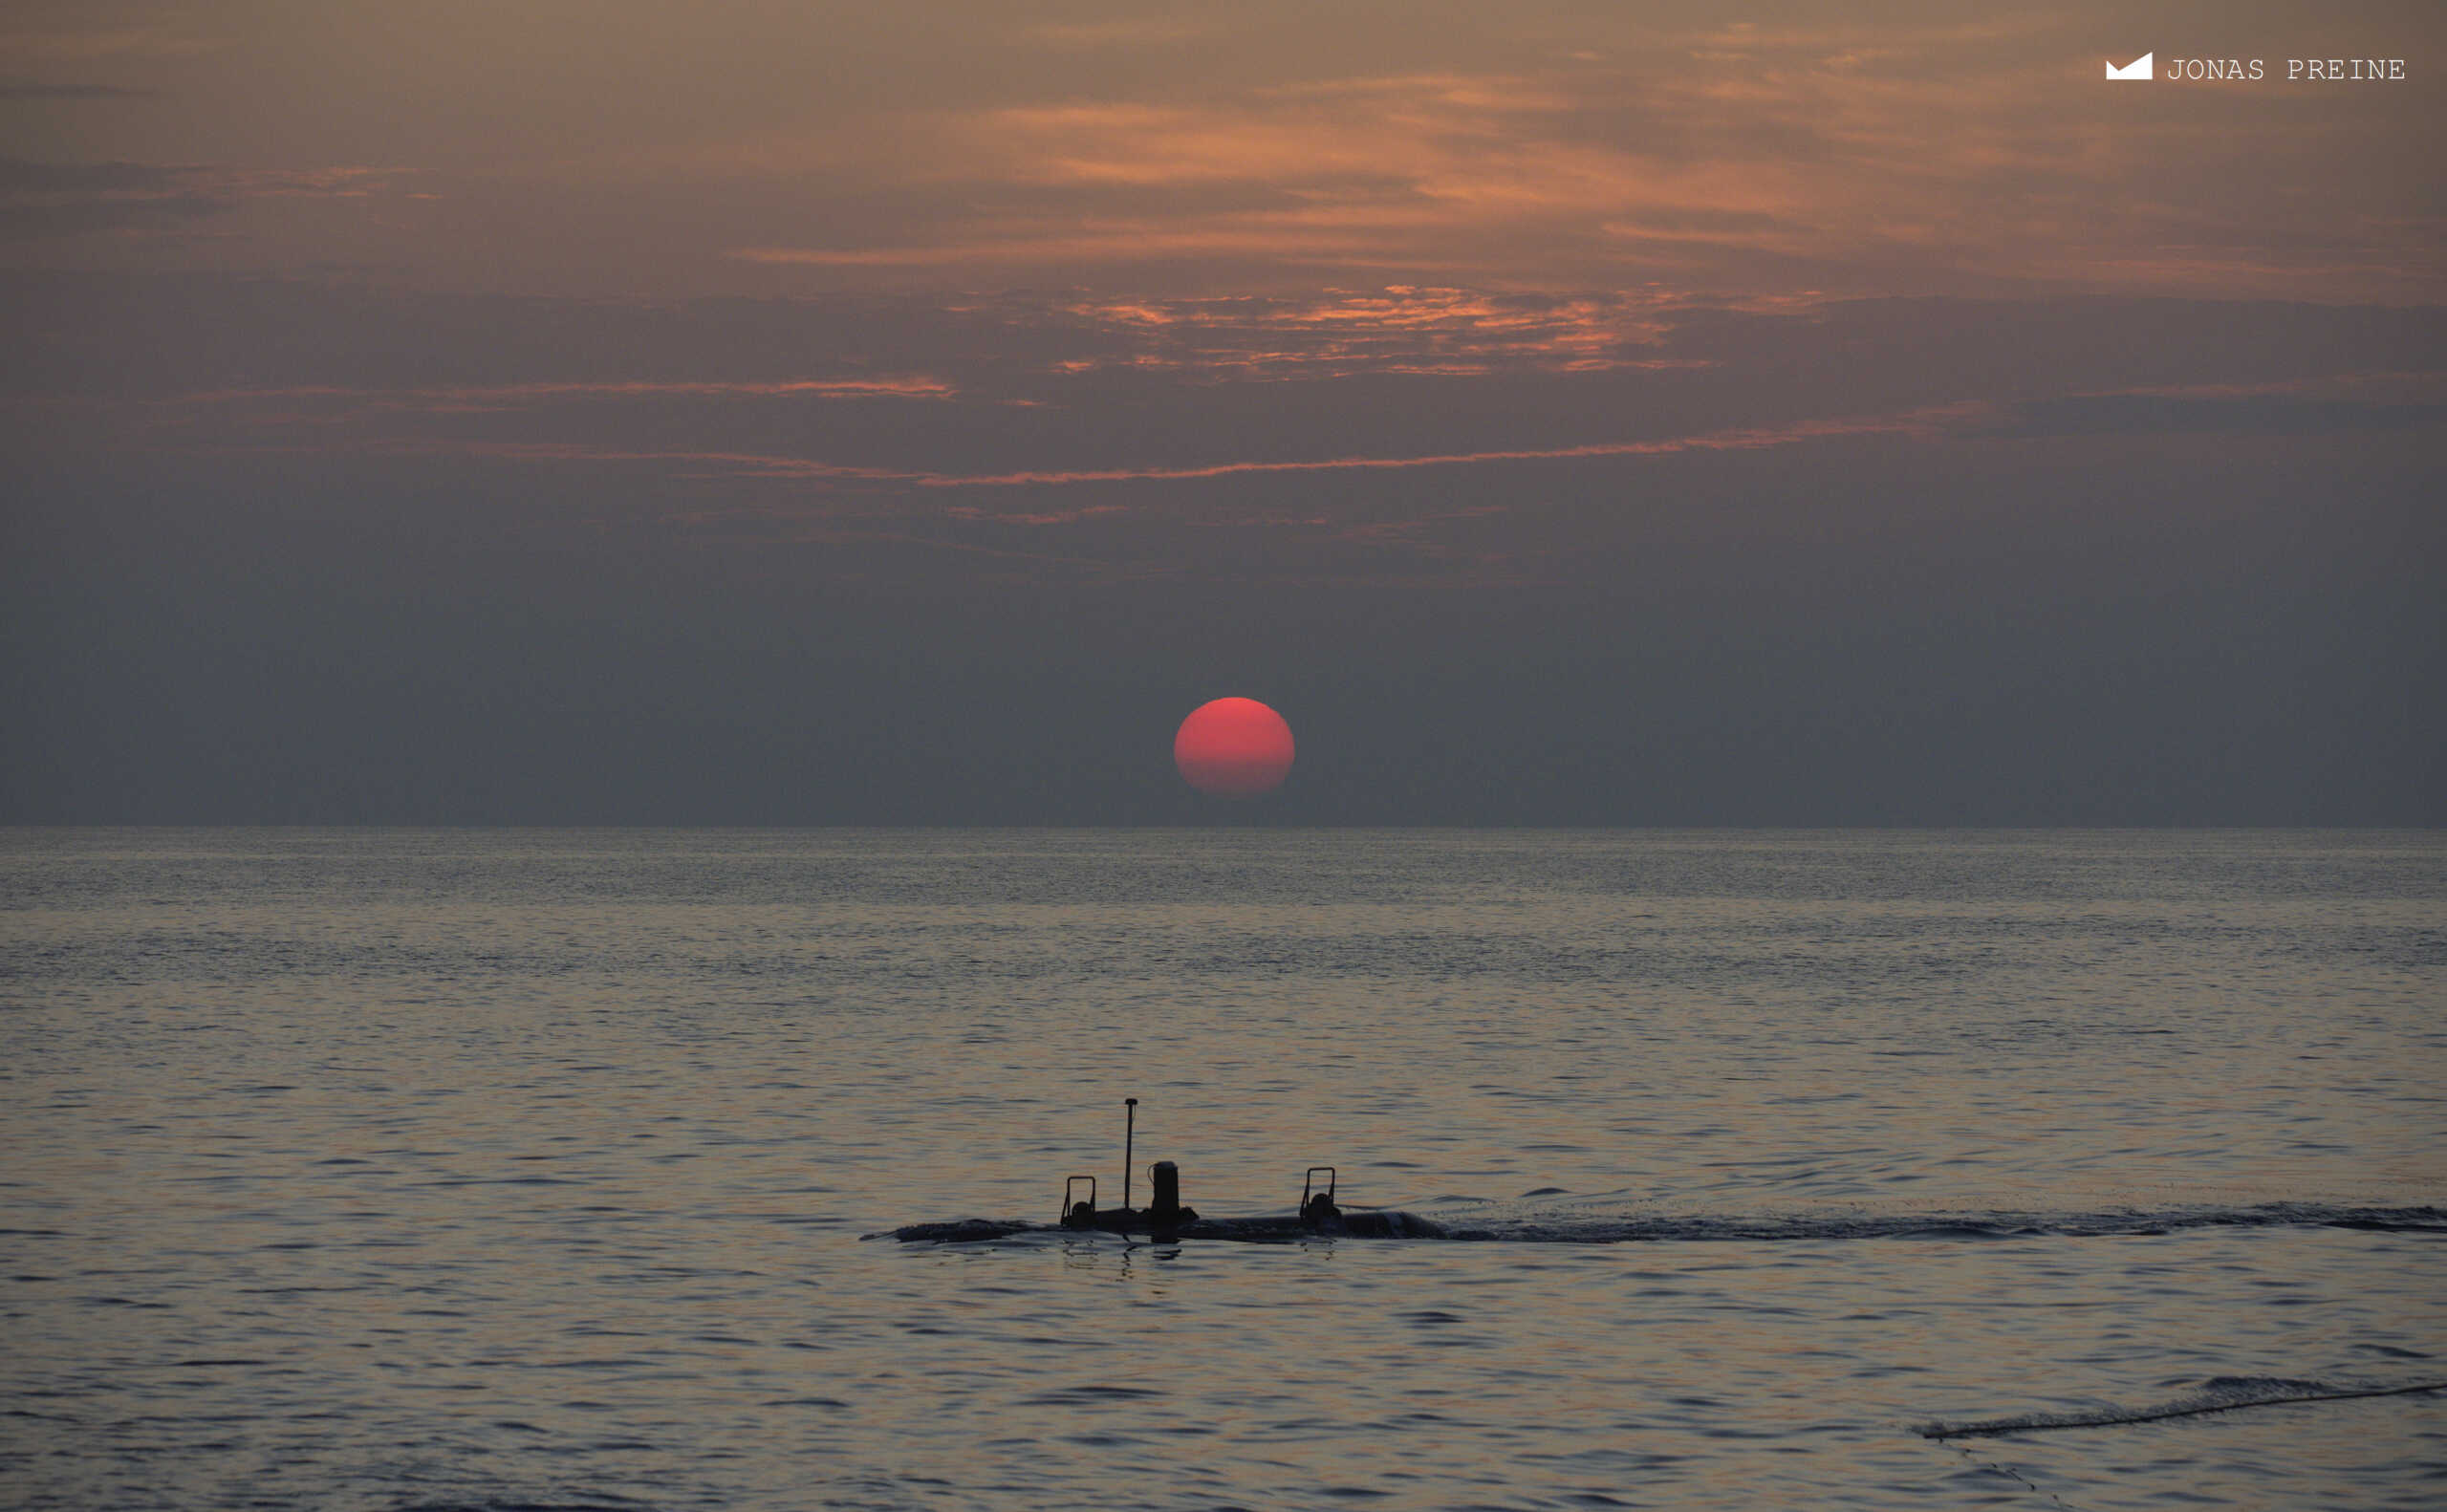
xmin=2107 ymin=53 xmax=2154 ymax=80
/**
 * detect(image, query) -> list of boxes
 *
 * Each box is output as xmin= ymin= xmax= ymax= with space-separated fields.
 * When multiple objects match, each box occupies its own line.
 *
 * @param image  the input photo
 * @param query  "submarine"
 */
xmin=884 ymin=1098 xmax=1446 ymax=1244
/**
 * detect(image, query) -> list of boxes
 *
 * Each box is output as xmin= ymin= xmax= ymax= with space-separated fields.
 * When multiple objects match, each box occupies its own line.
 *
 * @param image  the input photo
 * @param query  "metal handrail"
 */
xmin=1062 ymin=1174 xmax=1096 ymax=1223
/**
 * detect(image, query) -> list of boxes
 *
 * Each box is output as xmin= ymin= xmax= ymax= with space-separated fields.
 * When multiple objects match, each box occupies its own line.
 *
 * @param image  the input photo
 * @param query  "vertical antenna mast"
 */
xmin=1123 ymin=1098 xmax=1138 ymax=1211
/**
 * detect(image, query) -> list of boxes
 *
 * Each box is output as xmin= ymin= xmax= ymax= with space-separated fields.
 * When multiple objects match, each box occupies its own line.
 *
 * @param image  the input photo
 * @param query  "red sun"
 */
xmin=1174 ymin=697 xmax=1295 ymax=798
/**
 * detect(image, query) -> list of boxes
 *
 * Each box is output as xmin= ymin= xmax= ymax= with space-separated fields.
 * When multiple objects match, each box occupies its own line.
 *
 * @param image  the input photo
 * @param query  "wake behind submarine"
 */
xmin=881 ymin=1098 xmax=1445 ymax=1244
xmin=875 ymin=1103 xmax=2447 ymax=1249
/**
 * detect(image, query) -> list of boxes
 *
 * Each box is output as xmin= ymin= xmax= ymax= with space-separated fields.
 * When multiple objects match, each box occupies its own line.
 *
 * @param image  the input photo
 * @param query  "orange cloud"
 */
xmin=15 ymin=5 xmax=2436 ymax=302
xmin=709 ymin=27 xmax=2440 ymax=301
xmin=1040 ymin=286 xmax=1707 ymax=379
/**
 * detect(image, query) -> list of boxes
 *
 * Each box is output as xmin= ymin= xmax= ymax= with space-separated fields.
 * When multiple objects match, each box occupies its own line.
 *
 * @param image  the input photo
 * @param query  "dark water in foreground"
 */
xmin=2 ymin=828 xmax=2442 ymax=1509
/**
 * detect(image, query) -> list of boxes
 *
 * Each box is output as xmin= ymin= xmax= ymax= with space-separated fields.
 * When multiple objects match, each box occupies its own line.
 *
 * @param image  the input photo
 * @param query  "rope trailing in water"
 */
xmin=1922 ymin=1378 xmax=2447 ymax=1440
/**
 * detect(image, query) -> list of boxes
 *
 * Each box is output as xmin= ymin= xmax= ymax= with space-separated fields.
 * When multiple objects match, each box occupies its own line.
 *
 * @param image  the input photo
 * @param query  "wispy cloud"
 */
xmin=1042 ymin=286 xmax=1707 ymax=378
xmin=711 ymin=29 xmax=2441 ymax=301
xmin=0 ymin=159 xmax=394 ymax=238
xmin=734 ymin=76 xmax=1819 ymax=281
xmin=5 ymin=6 xmax=2436 ymax=302
xmin=170 ymin=377 xmax=957 ymax=408
xmin=374 ymin=404 xmax=1973 ymax=494
xmin=920 ymin=406 xmax=1970 ymax=488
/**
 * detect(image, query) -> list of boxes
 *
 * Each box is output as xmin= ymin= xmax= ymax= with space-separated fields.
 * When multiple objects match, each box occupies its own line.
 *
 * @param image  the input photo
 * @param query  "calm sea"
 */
xmin=3 ymin=829 xmax=2442 ymax=1510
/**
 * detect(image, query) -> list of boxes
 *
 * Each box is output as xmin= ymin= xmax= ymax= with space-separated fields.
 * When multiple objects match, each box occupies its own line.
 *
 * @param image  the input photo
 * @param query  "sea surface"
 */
xmin=2 ymin=828 xmax=2442 ymax=1510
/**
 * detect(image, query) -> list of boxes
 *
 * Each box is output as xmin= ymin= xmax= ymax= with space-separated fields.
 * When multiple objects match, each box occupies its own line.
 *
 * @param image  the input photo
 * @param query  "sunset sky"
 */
xmin=4 ymin=1 xmax=2440 ymax=823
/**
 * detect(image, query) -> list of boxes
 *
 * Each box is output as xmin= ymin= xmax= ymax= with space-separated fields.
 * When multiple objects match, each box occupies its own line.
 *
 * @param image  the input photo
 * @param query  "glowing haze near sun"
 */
xmin=1175 ymin=698 xmax=1295 ymax=798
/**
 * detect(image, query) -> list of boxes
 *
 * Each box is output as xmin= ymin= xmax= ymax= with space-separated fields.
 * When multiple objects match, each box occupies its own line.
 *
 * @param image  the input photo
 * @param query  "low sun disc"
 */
xmin=1174 ymin=698 xmax=1295 ymax=798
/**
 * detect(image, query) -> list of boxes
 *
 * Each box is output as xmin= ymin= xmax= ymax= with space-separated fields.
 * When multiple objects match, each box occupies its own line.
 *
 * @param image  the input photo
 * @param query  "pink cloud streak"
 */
xmin=432 ymin=404 xmax=1978 ymax=493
